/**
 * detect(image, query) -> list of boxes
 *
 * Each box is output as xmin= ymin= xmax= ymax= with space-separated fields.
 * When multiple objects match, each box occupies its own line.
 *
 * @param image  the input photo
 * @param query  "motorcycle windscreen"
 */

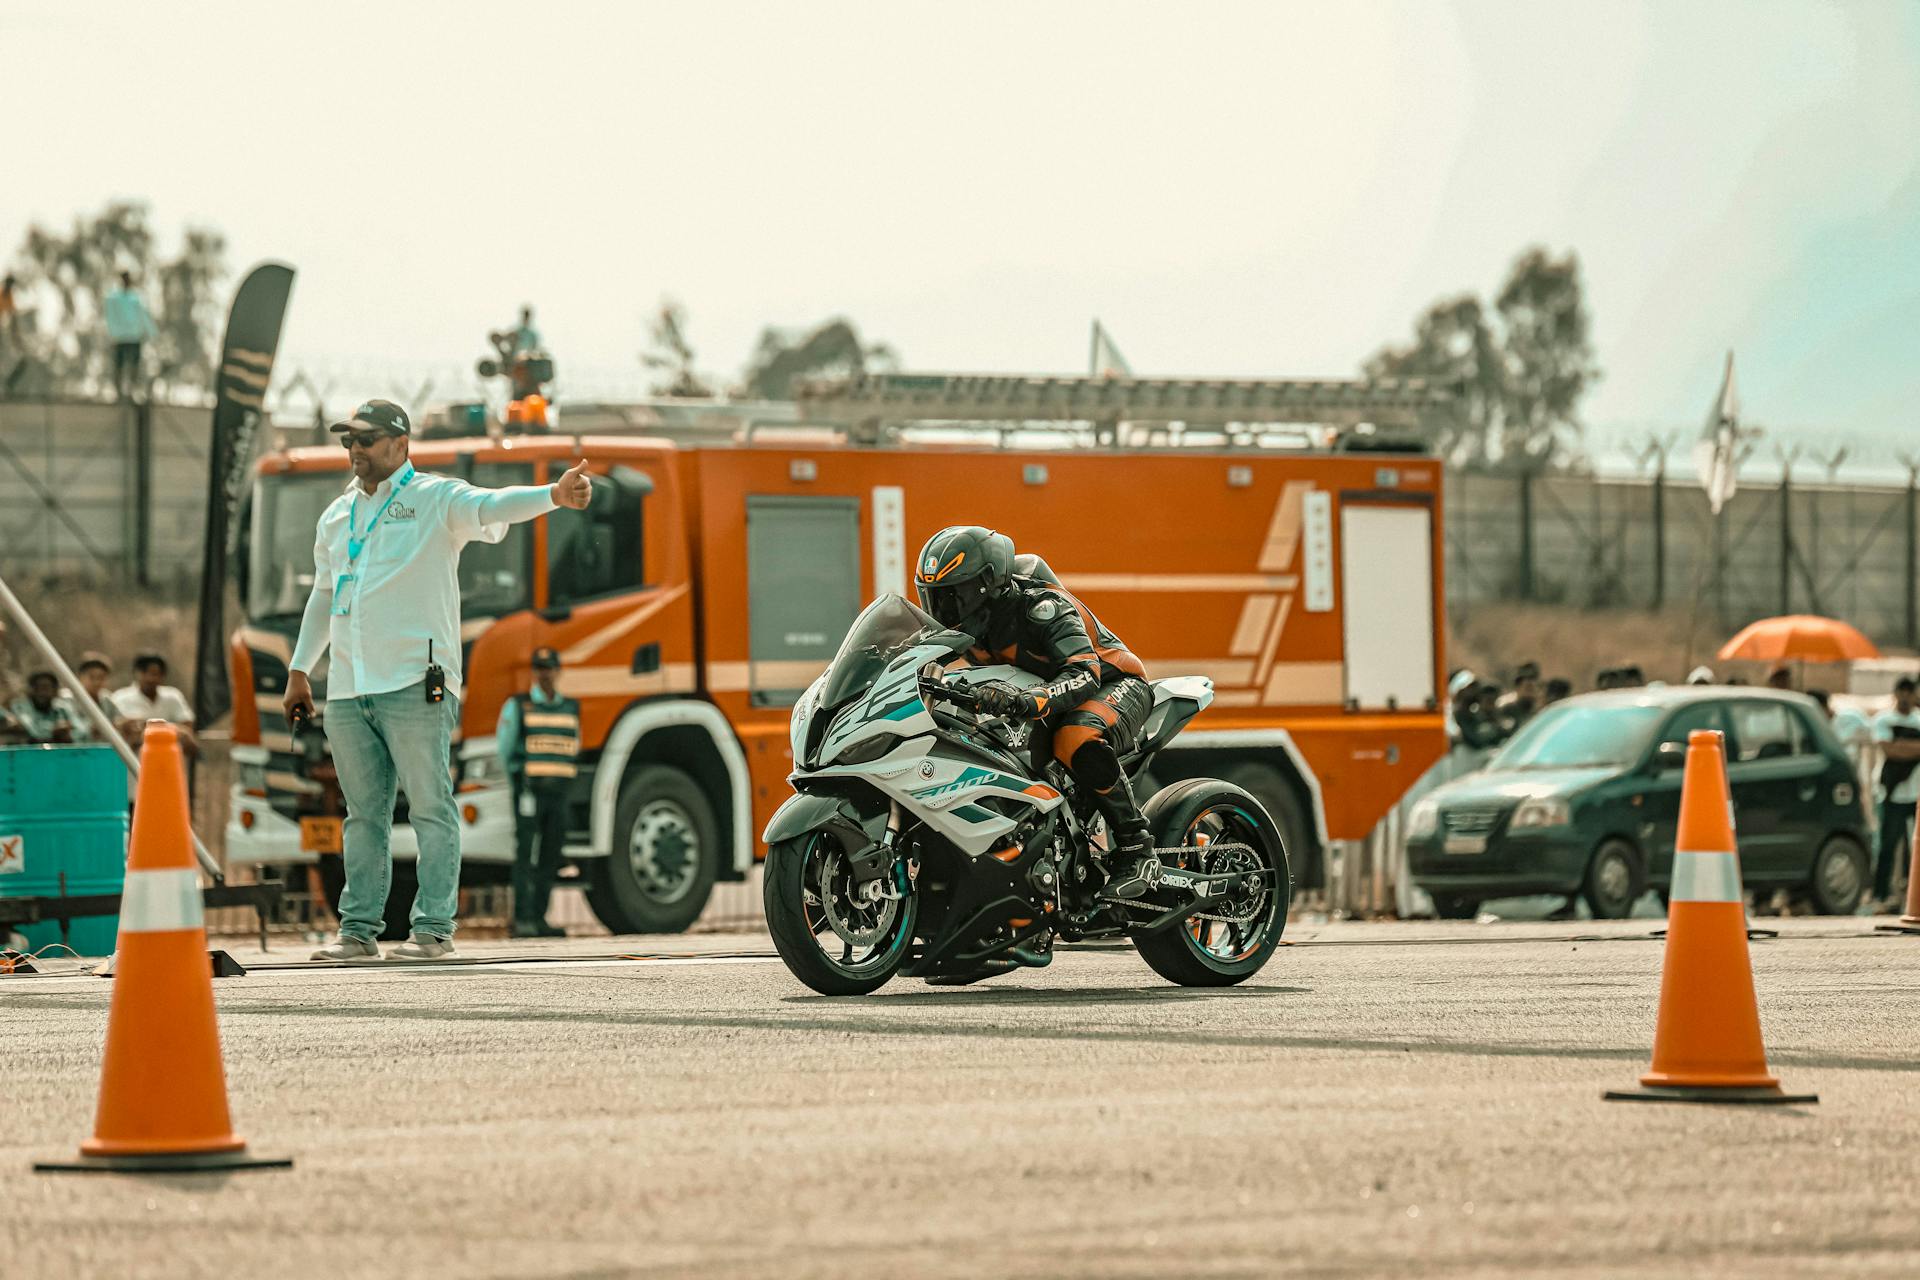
xmin=817 ymin=594 xmax=945 ymax=712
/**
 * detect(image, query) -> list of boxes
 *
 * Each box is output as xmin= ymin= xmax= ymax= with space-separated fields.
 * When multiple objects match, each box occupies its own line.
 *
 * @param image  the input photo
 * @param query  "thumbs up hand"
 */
xmin=552 ymin=458 xmax=593 ymax=510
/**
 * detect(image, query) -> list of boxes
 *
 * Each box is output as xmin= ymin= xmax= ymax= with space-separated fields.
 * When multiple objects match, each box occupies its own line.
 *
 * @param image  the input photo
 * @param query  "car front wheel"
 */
xmin=1807 ymin=835 xmax=1868 ymax=915
xmin=1582 ymin=837 xmax=1645 ymax=919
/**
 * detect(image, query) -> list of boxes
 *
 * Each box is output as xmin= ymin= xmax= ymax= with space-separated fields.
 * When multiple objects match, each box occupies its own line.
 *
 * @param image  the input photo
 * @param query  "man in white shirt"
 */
xmin=1870 ymin=676 xmax=1920 ymax=910
xmin=109 ymin=654 xmax=198 ymax=759
xmin=286 ymin=399 xmax=591 ymax=961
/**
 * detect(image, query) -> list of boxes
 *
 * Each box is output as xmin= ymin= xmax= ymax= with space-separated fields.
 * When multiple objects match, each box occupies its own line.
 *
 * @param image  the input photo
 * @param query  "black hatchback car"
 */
xmin=1407 ymin=687 xmax=1871 ymax=918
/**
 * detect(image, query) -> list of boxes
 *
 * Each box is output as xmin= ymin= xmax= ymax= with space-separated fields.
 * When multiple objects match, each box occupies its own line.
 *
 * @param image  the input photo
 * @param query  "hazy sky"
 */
xmin=6 ymin=0 xmax=1918 ymax=455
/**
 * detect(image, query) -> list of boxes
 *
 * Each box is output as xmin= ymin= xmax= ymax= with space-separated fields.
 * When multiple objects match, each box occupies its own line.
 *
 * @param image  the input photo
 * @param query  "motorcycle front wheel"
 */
xmin=765 ymin=832 xmax=917 ymax=996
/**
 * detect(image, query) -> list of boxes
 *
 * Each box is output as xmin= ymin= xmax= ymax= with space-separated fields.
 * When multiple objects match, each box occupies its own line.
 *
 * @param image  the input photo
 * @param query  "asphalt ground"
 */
xmin=4 ymin=917 xmax=1920 ymax=1278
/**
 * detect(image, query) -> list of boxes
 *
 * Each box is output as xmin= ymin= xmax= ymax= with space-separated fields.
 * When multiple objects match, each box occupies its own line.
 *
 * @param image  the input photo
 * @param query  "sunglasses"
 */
xmin=340 ymin=429 xmax=398 ymax=450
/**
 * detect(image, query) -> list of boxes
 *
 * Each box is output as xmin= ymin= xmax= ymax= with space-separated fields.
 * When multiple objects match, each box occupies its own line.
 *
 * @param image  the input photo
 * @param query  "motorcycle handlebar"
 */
xmin=924 ymin=678 xmax=978 ymax=709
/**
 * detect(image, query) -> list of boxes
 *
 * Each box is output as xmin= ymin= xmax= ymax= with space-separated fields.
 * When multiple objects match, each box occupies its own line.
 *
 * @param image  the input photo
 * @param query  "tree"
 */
xmin=5 ymin=201 xmax=227 ymax=401
xmin=640 ymin=298 xmax=713 ymax=397
xmin=739 ymin=317 xmax=897 ymax=401
xmin=1494 ymin=247 xmax=1598 ymax=467
xmin=1365 ymin=246 xmax=1598 ymax=469
xmin=1362 ymin=293 xmax=1502 ymax=468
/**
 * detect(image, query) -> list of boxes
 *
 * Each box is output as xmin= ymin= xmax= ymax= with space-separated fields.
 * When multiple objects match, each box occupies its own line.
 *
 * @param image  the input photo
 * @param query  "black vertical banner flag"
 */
xmin=192 ymin=262 xmax=295 ymax=729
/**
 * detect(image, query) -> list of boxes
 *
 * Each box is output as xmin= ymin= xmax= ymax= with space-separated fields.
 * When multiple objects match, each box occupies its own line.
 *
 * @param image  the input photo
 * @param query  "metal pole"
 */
xmin=1517 ymin=467 xmax=1534 ymax=600
xmin=0 ymin=570 xmax=222 ymax=880
xmin=1908 ymin=465 xmax=1918 ymax=649
xmin=134 ymin=399 xmax=152 ymax=588
xmin=1779 ymin=469 xmax=1792 ymax=614
xmin=1651 ymin=464 xmax=1666 ymax=609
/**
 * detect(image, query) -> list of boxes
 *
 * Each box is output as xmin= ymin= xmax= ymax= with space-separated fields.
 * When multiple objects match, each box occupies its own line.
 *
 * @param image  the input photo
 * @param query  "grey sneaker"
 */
xmin=389 ymin=933 xmax=456 ymax=961
xmin=311 ymin=935 xmax=381 ymax=961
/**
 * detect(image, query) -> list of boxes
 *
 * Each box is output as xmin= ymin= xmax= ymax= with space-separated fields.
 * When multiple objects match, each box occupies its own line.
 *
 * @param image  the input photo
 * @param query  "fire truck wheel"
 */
xmin=587 ymin=765 xmax=719 ymax=935
xmin=1217 ymin=762 xmax=1313 ymax=887
xmin=316 ymin=855 xmax=417 ymax=942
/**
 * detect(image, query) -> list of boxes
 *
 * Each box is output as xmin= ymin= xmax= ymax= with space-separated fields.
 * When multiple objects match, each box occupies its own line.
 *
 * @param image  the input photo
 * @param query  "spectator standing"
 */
xmin=0 ymin=273 xmax=24 ymax=396
xmin=1495 ymin=661 xmax=1542 ymax=733
xmin=509 ymin=305 xmax=541 ymax=358
xmin=1870 ymin=676 xmax=1920 ymax=910
xmin=285 ymin=399 xmax=591 ymax=962
xmin=103 ymin=271 xmax=157 ymax=401
xmin=496 ymin=646 xmax=576 ymax=938
xmin=109 ymin=653 xmax=197 ymax=758
xmin=8 ymin=672 xmax=75 ymax=743
xmin=1766 ymin=664 xmax=1794 ymax=690
xmin=0 ymin=273 xmax=19 ymax=342
xmin=1543 ymin=677 xmax=1571 ymax=705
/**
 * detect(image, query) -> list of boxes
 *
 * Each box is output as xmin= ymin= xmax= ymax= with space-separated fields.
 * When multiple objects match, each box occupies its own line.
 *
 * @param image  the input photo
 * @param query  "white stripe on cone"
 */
xmin=1669 ymin=850 xmax=1742 ymax=903
xmin=120 ymin=868 xmax=204 ymax=932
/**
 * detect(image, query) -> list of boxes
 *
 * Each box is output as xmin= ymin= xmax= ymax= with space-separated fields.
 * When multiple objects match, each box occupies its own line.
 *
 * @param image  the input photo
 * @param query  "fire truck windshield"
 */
xmin=247 ymin=463 xmax=535 ymax=623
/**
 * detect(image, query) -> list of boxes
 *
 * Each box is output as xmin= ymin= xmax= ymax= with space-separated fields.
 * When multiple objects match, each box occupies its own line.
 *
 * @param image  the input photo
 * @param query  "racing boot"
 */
xmin=1094 ymin=775 xmax=1158 ymax=900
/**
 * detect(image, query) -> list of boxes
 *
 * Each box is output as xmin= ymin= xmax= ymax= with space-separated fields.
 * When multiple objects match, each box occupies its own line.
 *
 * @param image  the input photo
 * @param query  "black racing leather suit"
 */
xmin=964 ymin=568 xmax=1154 ymax=856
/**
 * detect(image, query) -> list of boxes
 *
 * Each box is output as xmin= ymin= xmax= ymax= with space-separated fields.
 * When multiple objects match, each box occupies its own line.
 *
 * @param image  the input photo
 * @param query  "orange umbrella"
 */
xmin=1717 ymin=615 xmax=1881 ymax=664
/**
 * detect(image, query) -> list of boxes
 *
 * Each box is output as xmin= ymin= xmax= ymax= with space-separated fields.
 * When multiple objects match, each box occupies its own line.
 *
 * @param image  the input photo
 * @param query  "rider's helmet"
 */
xmin=914 ymin=525 xmax=1015 ymax=638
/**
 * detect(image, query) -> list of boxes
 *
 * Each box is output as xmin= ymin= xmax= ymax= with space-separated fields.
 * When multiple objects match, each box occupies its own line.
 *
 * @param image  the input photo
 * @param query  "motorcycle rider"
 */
xmin=913 ymin=525 xmax=1159 ymax=898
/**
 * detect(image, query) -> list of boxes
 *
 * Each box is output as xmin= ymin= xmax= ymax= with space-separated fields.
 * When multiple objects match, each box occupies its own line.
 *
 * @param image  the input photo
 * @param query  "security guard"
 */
xmin=496 ymin=647 xmax=579 ymax=937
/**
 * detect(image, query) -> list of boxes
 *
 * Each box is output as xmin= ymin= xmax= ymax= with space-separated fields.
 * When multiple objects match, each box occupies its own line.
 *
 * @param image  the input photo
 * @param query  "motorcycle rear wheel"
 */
xmin=1131 ymin=779 xmax=1290 ymax=986
xmin=765 ymin=832 xmax=916 ymax=996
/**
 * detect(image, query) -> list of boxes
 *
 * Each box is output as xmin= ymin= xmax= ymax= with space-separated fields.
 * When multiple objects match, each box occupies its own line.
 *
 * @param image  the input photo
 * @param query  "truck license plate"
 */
xmin=1443 ymin=835 xmax=1486 ymax=855
xmin=300 ymin=817 xmax=344 ymax=854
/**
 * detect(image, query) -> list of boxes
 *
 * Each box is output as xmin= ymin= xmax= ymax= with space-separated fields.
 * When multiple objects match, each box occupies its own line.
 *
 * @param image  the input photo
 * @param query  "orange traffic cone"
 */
xmin=36 ymin=722 xmax=291 ymax=1173
xmin=1874 ymin=815 xmax=1920 ymax=936
xmin=1605 ymin=729 xmax=1817 ymax=1105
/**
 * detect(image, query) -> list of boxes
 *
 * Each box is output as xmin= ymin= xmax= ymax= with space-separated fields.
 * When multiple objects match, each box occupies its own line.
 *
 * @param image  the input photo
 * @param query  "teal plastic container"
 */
xmin=0 ymin=744 xmax=130 ymax=957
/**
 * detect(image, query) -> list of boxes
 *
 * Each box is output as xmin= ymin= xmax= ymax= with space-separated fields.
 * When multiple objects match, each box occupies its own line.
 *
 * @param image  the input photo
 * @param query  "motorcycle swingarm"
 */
xmin=1124 ymin=865 xmax=1277 ymax=936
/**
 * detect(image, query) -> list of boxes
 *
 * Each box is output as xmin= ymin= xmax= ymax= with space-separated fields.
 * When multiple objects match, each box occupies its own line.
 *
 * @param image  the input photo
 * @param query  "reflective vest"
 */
xmin=517 ymin=694 xmax=580 ymax=780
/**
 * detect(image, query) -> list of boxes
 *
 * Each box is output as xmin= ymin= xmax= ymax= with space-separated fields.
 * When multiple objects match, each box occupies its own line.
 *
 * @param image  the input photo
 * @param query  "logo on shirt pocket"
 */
xmin=388 ymin=503 xmax=417 ymax=521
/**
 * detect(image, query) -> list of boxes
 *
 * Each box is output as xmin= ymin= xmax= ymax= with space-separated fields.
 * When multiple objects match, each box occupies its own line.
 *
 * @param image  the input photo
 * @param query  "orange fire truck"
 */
xmin=223 ymin=372 xmax=1454 ymax=936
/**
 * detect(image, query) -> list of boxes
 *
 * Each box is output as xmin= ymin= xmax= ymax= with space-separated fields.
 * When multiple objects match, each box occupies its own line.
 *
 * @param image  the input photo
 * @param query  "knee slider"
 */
xmin=1068 ymin=737 xmax=1123 ymax=793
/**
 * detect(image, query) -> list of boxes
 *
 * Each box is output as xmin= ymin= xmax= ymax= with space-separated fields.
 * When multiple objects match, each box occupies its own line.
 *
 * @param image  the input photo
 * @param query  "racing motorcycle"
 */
xmin=762 ymin=594 xmax=1290 ymax=995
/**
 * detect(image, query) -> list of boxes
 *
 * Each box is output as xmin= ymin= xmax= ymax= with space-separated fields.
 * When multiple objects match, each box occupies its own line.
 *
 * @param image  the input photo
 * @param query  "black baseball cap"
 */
xmin=531 ymin=646 xmax=562 ymax=670
xmin=329 ymin=398 xmax=412 ymax=437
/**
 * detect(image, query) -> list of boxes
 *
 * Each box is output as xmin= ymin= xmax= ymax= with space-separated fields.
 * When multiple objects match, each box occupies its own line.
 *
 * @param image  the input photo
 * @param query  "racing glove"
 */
xmin=973 ymin=682 xmax=1043 ymax=720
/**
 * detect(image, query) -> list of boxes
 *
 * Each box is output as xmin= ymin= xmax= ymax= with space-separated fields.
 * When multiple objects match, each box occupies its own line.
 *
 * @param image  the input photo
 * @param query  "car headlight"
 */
xmin=1510 ymin=796 xmax=1571 ymax=829
xmin=1408 ymin=798 xmax=1438 ymax=838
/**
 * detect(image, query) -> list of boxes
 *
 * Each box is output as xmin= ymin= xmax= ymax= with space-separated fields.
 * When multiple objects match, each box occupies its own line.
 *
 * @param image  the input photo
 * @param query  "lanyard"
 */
xmin=347 ymin=462 xmax=415 ymax=563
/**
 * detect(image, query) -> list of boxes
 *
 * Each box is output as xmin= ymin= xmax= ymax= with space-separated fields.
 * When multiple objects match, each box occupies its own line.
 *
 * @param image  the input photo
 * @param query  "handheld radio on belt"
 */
xmin=426 ymin=639 xmax=447 ymax=703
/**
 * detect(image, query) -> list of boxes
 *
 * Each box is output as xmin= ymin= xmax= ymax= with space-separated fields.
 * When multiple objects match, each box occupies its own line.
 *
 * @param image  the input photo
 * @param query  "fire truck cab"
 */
xmin=224 ymin=372 xmax=1454 ymax=936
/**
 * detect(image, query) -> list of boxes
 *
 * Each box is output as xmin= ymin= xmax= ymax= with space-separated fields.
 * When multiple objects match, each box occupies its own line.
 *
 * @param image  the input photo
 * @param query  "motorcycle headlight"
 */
xmin=1510 ymin=796 xmax=1571 ymax=829
xmin=791 ymin=677 xmax=823 ymax=764
xmin=1408 ymin=797 xmax=1438 ymax=838
xmin=832 ymin=733 xmax=900 ymax=767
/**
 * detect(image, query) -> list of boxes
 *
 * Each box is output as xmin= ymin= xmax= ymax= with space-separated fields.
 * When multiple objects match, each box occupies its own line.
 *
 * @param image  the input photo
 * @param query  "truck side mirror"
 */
xmin=1652 ymin=741 xmax=1687 ymax=772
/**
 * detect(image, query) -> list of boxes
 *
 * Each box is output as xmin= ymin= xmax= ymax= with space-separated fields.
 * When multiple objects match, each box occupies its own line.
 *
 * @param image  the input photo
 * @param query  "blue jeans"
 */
xmin=323 ymin=684 xmax=462 ymax=942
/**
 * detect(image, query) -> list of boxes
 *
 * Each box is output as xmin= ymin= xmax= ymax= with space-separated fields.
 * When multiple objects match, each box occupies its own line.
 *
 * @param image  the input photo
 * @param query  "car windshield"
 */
xmin=1489 ymin=702 xmax=1665 ymax=770
xmin=817 ymin=594 xmax=948 ymax=711
xmin=247 ymin=463 xmax=534 ymax=621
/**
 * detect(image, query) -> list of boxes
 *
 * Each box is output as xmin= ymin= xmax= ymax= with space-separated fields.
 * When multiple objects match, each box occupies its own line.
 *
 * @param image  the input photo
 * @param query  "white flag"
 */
xmin=1692 ymin=350 xmax=1741 ymax=515
xmin=1089 ymin=319 xmax=1132 ymax=378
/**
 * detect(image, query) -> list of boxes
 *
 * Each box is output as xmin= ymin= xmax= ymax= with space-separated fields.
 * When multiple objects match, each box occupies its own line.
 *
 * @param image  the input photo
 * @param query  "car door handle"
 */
xmin=1799 ymin=782 xmax=1818 ymax=801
